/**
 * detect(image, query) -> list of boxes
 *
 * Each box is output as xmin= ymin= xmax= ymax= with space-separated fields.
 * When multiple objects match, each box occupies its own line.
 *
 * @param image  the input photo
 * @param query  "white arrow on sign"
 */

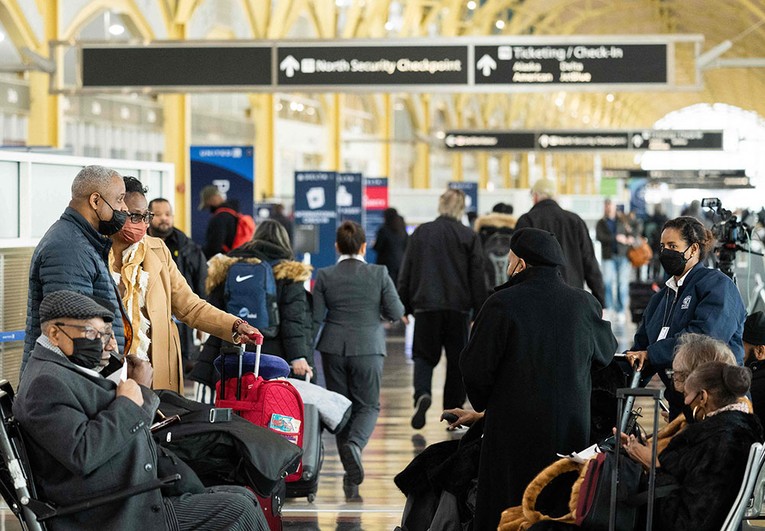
xmin=476 ymin=54 xmax=497 ymax=77
xmin=280 ymin=55 xmax=300 ymax=78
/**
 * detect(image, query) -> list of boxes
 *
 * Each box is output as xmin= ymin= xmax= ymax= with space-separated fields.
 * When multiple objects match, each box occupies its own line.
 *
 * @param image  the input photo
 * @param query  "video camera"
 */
xmin=701 ymin=198 xmax=758 ymax=281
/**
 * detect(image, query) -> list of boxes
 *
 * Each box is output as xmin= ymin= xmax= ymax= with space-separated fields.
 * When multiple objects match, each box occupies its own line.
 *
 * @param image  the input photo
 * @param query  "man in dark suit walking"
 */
xmin=313 ymin=221 xmax=405 ymax=501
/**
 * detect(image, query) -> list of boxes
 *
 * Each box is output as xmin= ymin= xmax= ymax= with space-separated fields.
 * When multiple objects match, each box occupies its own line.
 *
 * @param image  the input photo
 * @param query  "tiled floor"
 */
xmin=2 ymin=317 xmax=647 ymax=530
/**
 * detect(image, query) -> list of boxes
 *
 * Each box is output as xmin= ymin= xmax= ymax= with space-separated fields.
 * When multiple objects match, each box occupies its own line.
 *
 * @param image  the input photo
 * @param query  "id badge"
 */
xmin=657 ymin=326 xmax=670 ymax=341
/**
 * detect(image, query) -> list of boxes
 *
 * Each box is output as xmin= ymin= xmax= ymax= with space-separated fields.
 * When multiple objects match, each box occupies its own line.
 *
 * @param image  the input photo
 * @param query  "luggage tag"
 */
xmin=657 ymin=326 xmax=670 ymax=341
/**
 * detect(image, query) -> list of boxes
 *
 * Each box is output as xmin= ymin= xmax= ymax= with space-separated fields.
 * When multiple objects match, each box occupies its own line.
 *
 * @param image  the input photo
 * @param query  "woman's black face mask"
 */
xmin=659 ymin=245 xmax=691 ymax=277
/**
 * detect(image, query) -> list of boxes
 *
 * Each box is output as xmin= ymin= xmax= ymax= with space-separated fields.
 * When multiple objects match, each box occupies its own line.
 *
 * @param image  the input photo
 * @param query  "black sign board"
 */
xmin=474 ymin=44 xmax=667 ymax=85
xmin=629 ymin=130 xmax=723 ymax=150
xmin=82 ymin=46 xmax=272 ymax=87
xmin=444 ymin=130 xmax=723 ymax=152
xmin=276 ymin=46 xmax=469 ymax=86
xmin=603 ymin=169 xmax=752 ymax=189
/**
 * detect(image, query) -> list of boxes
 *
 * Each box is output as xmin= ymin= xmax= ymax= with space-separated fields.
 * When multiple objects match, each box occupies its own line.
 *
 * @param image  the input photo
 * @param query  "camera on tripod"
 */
xmin=701 ymin=197 xmax=756 ymax=281
xmin=701 ymin=198 xmax=749 ymax=247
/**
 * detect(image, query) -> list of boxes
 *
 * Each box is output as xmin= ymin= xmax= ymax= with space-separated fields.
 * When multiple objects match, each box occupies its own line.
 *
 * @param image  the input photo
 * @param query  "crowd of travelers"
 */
xmin=11 ymin=164 xmax=765 ymax=530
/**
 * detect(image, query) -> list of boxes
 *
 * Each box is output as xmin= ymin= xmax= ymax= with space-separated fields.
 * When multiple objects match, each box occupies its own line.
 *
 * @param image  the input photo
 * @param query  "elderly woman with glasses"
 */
xmin=109 ymin=176 xmax=261 ymax=392
xmin=619 ymin=361 xmax=763 ymax=531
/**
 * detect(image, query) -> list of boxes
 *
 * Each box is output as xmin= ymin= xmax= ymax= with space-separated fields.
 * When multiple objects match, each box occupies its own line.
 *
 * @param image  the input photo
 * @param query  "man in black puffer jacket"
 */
xmin=22 ymin=165 xmax=130 ymax=377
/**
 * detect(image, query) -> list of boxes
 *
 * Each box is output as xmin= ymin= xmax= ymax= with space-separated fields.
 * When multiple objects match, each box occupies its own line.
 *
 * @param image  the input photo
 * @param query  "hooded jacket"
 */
xmin=474 ymin=212 xmax=517 ymax=243
xmin=191 ymin=241 xmax=313 ymax=387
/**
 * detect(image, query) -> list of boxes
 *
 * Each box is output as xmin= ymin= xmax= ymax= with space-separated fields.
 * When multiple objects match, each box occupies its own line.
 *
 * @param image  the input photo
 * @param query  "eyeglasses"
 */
xmin=55 ymin=322 xmax=111 ymax=345
xmin=665 ymin=368 xmax=688 ymax=383
xmin=127 ymin=211 xmax=154 ymax=224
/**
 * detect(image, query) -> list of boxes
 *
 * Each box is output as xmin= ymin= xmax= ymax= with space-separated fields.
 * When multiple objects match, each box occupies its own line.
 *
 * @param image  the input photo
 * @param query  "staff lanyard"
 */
xmin=661 ymin=287 xmax=680 ymax=329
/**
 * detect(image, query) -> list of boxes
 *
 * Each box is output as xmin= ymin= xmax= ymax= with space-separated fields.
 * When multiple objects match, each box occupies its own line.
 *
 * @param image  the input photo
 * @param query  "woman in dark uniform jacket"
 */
xmin=626 ymin=216 xmax=747 ymax=417
xmin=313 ymin=221 xmax=405 ymax=501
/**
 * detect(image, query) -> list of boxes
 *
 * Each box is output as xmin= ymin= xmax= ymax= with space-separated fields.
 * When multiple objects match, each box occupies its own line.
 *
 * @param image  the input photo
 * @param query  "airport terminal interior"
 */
xmin=2 ymin=0 xmax=765 ymax=530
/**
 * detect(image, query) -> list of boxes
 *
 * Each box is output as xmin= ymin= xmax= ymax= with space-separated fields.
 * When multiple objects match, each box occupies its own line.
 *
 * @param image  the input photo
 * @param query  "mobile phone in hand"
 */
xmin=441 ymin=412 xmax=459 ymax=424
xmin=150 ymin=414 xmax=180 ymax=433
xmin=659 ymin=399 xmax=670 ymax=413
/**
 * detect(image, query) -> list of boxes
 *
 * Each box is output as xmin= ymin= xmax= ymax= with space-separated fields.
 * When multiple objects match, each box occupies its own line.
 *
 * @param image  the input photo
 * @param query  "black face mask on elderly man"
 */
xmin=57 ymin=327 xmax=104 ymax=370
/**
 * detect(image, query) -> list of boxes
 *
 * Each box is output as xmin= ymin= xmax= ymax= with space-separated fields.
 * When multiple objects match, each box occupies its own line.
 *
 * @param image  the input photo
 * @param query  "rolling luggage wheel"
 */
xmin=307 ymin=493 xmax=316 ymax=503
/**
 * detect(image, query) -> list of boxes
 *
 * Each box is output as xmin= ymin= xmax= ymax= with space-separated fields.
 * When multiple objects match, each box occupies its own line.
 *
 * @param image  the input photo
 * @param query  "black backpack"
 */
xmin=484 ymin=231 xmax=513 ymax=287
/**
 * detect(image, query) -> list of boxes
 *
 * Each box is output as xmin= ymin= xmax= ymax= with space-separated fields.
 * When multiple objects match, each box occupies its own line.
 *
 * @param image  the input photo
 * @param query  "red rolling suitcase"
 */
xmin=216 ymin=340 xmax=306 ymax=484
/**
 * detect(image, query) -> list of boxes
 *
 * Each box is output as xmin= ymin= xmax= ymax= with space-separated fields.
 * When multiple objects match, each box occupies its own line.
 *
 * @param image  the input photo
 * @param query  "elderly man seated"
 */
xmin=13 ymin=290 xmax=268 ymax=531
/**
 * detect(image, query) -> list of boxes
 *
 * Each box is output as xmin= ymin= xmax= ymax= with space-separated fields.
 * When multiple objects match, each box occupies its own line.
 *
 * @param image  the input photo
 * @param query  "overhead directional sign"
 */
xmin=443 ymin=130 xmax=724 ymax=152
xmin=277 ymin=45 xmax=468 ymax=86
xmin=604 ymin=169 xmax=752 ymax=189
xmin=82 ymin=45 xmax=272 ymax=88
xmin=474 ymin=44 xmax=667 ymax=85
xmin=65 ymin=35 xmax=702 ymax=94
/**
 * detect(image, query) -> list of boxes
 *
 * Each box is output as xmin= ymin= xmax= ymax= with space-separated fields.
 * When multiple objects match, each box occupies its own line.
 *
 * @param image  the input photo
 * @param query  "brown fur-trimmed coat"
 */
xmin=189 ymin=241 xmax=314 ymax=387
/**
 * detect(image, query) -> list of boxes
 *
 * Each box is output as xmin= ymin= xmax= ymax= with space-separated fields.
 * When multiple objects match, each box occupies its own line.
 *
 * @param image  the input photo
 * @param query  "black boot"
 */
xmin=343 ymin=475 xmax=363 ymax=503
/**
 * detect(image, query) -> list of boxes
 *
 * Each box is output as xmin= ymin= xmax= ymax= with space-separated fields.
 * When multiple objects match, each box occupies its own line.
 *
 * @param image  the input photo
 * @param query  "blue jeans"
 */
xmin=602 ymin=256 xmax=631 ymax=312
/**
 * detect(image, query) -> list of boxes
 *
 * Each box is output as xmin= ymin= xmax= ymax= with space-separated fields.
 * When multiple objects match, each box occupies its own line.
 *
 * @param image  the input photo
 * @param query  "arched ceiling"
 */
xmin=2 ymin=0 xmax=765 ymax=131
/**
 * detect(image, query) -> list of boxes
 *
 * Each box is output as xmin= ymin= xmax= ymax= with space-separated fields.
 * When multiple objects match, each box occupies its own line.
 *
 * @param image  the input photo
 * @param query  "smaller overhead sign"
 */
xmin=603 ymin=169 xmax=752 ymax=189
xmin=444 ymin=130 xmax=724 ymax=152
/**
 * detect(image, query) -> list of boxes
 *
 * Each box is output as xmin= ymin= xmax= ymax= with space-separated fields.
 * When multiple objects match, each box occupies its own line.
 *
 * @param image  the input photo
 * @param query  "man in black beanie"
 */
xmin=460 ymin=228 xmax=617 ymax=531
xmin=744 ymin=311 xmax=765 ymax=425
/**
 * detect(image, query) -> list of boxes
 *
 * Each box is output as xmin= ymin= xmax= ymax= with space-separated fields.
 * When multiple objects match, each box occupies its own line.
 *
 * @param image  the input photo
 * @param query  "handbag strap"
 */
xmin=520 ymin=458 xmax=585 ymax=525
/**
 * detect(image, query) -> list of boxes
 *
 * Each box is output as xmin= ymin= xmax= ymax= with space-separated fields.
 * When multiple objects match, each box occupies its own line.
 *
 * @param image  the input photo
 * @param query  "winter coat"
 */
xmin=515 ymin=199 xmax=606 ymax=307
xmin=22 ymin=207 xmax=127 ymax=376
xmin=191 ymin=241 xmax=314 ymax=387
xmin=113 ymin=236 xmax=237 ymax=392
xmin=460 ymin=266 xmax=616 ymax=531
xmin=14 ymin=343 xmax=166 ymax=530
xmin=203 ymin=201 xmax=239 ymax=259
xmin=748 ymin=358 xmax=765 ymax=428
xmin=475 ymin=212 xmax=517 ymax=243
xmin=161 ymin=227 xmax=208 ymax=360
xmin=653 ymin=410 xmax=763 ymax=531
xmin=631 ymin=262 xmax=747 ymax=368
xmin=397 ymin=215 xmax=487 ymax=316
xmin=373 ymin=225 xmax=408 ymax=286
xmin=595 ymin=216 xmax=630 ymax=260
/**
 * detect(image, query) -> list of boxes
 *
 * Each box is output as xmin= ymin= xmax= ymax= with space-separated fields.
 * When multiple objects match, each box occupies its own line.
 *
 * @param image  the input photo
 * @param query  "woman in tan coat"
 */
xmin=109 ymin=176 xmax=260 ymax=392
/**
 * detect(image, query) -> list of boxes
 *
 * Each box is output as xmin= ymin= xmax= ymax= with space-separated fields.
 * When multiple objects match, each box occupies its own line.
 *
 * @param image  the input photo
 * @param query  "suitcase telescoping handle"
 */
xmin=219 ymin=333 xmax=264 ymax=401
xmin=618 ymin=369 xmax=642 ymax=434
xmin=611 ymin=386 xmax=663 ymax=531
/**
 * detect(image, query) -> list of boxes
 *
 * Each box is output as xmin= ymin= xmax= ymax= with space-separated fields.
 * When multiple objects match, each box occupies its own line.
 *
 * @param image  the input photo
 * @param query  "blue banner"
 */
xmin=629 ymin=178 xmax=649 ymax=218
xmin=364 ymin=177 xmax=389 ymax=265
xmin=448 ymin=181 xmax=478 ymax=215
xmin=294 ymin=171 xmax=337 ymax=275
xmin=190 ymin=146 xmax=255 ymax=244
xmin=337 ymin=173 xmax=364 ymax=225
xmin=0 ymin=330 xmax=24 ymax=343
